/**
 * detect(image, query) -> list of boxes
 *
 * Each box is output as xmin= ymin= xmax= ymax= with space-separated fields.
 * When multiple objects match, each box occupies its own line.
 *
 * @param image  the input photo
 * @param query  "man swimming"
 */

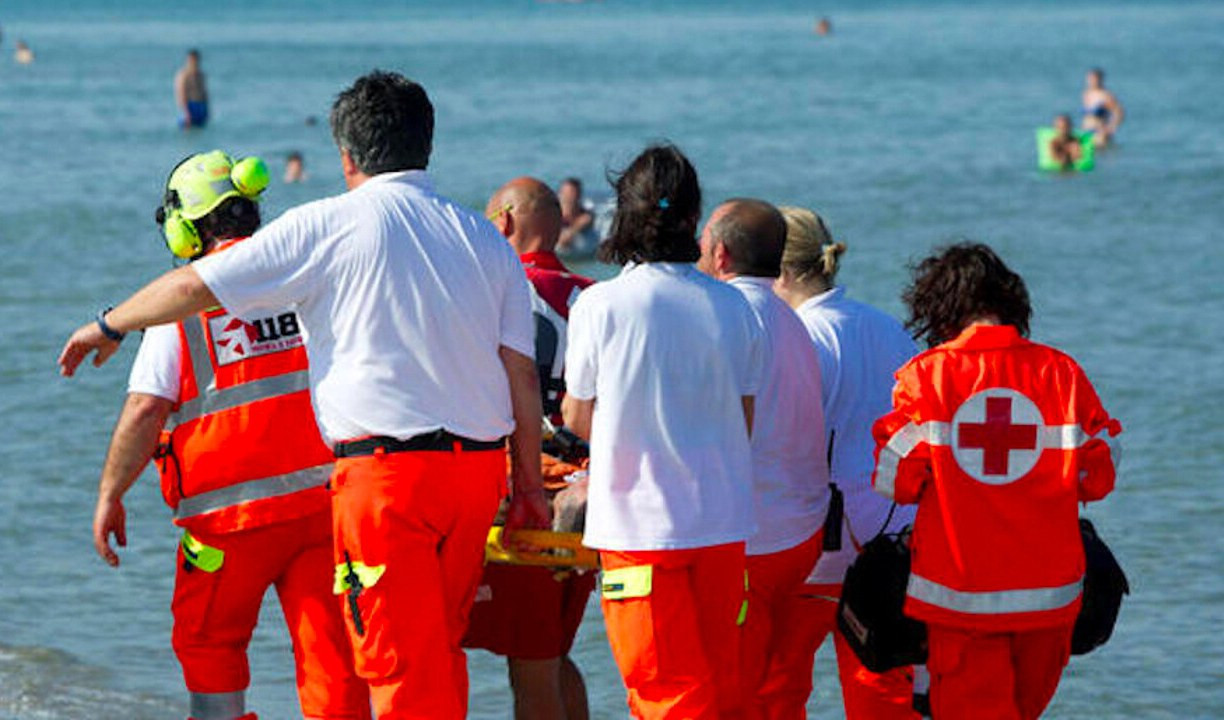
xmin=175 ymin=49 xmax=209 ymax=129
xmin=1048 ymin=114 xmax=1083 ymax=170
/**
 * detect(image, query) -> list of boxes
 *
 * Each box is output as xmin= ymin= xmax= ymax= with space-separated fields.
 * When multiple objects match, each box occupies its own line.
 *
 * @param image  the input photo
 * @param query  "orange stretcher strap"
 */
xmin=485 ymin=527 xmax=599 ymax=569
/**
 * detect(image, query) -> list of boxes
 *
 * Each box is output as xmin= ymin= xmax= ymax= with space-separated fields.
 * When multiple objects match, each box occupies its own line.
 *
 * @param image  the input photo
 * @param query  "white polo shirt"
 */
xmin=193 ymin=170 xmax=535 ymax=445
xmin=127 ymin=324 xmax=181 ymax=402
xmin=565 ymin=262 xmax=764 ymax=551
xmin=796 ymin=286 xmax=918 ymax=584
xmin=728 ymin=276 xmax=830 ymax=556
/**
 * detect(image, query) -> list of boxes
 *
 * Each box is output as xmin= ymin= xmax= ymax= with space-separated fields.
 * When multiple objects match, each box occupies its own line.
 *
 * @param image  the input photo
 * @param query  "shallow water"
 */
xmin=1 ymin=0 xmax=1222 ymax=717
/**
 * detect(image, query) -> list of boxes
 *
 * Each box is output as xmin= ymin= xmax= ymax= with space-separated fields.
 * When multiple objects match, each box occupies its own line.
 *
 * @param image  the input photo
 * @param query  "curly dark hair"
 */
xmin=330 ymin=70 xmax=433 ymax=175
xmin=598 ymin=144 xmax=701 ymax=265
xmin=903 ymin=242 xmax=1031 ymax=348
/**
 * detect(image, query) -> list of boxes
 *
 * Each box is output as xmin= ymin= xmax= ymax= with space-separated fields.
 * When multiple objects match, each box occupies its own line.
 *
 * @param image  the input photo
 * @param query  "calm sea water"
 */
xmin=1 ymin=1 xmax=1222 ymax=718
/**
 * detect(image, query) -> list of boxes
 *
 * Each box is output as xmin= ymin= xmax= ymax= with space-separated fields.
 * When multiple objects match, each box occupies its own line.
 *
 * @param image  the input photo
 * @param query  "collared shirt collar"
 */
xmin=796 ymin=285 xmax=846 ymax=314
xmin=357 ymin=169 xmax=433 ymax=193
xmin=728 ymin=275 xmax=777 ymax=292
xmin=520 ymin=251 xmax=569 ymax=273
xmin=943 ymin=323 xmax=1027 ymax=351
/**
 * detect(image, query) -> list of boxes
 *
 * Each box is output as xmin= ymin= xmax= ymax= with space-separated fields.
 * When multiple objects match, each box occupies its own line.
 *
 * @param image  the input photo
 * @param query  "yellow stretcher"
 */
xmin=485 ymin=527 xmax=599 ymax=569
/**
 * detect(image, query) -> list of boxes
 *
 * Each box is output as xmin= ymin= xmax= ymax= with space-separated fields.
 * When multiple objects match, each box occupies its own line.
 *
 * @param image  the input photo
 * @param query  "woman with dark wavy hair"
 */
xmin=873 ymin=242 xmax=1121 ymax=720
xmin=563 ymin=144 xmax=764 ymax=719
xmin=597 ymin=144 xmax=702 ymax=266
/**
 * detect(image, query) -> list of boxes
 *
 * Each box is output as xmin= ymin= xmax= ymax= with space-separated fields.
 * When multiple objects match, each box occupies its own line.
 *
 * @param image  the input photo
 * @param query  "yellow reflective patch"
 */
xmin=181 ymin=530 xmax=224 ymax=573
xmin=332 ymin=561 xmax=386 ymax=595
xmin=737 ymin=570 xmax=749 ymax=626
xmin=601 ymin=565 xmax=652 ymax=600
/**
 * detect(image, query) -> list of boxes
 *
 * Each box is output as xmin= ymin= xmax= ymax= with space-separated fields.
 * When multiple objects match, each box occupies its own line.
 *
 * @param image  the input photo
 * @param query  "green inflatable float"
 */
xmin=1036 ymin=128 xmax=1095 ymax=172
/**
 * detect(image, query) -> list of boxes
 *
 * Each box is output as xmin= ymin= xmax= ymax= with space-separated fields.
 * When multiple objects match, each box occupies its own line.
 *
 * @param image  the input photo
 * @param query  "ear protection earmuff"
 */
xmin=155 ymin=152 xmax=269 ymax=260
xmin=157 ymin=187 xmax=203 ymax=260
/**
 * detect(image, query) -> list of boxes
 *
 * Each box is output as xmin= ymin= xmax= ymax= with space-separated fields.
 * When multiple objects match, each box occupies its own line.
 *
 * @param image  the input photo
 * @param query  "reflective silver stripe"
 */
xmin=174 ymin=371 xmax=311 ymax=424
xmin=190 ymin=690 xmax=246 ymax=720
xmin=174 ymin=464 xmax=332 ymax=520
xmin=183 ymin=315 xmax=216 ymax=389
xmin=874 ymin=421 xmax=950 ymax=500
xmin=171 ymin=315 xmax=311 ymax=425
xmin=171 ymin=316 xmax=216 ymax=428
xmin=908 ymin=573 xmax=1083 ymax=615
xmin=1041 ymin=424 xmax=1123 ymax=467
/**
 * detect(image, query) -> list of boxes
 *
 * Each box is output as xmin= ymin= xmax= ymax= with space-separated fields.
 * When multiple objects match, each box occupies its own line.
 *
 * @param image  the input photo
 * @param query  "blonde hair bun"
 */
xmin=779 ymin=206 xmax=846 ymax=281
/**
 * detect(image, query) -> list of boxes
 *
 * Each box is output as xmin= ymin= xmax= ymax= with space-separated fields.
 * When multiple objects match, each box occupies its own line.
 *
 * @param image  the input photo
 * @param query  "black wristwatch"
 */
xmin=96 ymin=307 xmax=126 ymax=343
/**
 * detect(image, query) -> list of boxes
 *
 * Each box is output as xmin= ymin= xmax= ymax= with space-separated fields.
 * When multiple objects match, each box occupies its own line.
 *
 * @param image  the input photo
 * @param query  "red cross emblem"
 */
xmin=957 ymin=397 xmax=1038 ymax=475
xmin=951 ymin=389 xmax=1043 ymax=484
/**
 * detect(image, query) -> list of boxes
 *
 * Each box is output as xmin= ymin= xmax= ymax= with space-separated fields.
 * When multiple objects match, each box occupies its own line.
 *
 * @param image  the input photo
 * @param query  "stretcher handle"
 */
xmin=485 ymin=527 xmax=600 ymax=569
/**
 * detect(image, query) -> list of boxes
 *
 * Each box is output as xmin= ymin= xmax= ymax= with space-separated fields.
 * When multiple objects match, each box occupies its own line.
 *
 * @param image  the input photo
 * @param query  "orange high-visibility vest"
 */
xmin=157 ymin=239 xmax=332 ymax=534
xmin=872 ymin=324 xmax=1120 ymax=631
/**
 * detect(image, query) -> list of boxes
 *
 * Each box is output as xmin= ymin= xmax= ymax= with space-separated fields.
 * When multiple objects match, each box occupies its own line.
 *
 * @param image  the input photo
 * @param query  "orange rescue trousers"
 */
xmin=330 ymin=448 xmax=506 ymax=720
xmin=740 ymin=530 xmax=824 ymax=719
xmin=171 ymin=511 xmax=370 ymax=719
xmin=599 ymin=543 xmax=747 ymax=720
xmin=758 ymin=584 xmax=919 ymax=720
xmin=926 ymin=622 xmax=1073 ymax=720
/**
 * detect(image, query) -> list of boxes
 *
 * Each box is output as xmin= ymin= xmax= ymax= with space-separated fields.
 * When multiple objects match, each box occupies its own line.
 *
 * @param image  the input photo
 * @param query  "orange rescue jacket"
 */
xmin=871 ymin=324 xmax=1120 ymax=631
xmin=157 ymin=239 xmax=332 ymax=534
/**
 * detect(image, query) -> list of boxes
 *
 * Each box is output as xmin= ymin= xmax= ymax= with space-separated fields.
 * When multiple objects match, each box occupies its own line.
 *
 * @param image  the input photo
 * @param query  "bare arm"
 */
xmin=742 ymin=395 xmax=754 ymax=436
xmin=95 ymin=393 xmax=174 ymax=567
xmin=500 ymin=345 xmax=551 ymax=531
xmin=174 ymin=70 xmax=188 ymax=115
xmin=560 ymin=395 xmax=594 ymax=441
xmin=58 ymin=265 xmax=217 ymax=376
xmin=558 ymin=212 xmax=593 ymax=249
xmin=1107 ymin=92 xmax=1124 ymax=133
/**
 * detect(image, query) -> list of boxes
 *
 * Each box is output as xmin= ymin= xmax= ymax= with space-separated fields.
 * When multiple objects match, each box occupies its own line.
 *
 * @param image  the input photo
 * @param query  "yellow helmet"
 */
xmin=157 ymin=150 xmax=269 ymax=258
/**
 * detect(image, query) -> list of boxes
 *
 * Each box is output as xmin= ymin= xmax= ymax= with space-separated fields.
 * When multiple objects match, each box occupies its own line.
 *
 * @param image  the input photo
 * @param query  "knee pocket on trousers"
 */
xmin=172 ymin=545 xmax=229 ymax=643
xmin=927 ymin=630 xmax=970 ymax=680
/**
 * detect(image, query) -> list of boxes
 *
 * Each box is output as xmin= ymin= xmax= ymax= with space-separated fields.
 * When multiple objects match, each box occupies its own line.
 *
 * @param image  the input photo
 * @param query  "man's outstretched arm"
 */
xmin=58 ymin=265 xmax=217 ymax=376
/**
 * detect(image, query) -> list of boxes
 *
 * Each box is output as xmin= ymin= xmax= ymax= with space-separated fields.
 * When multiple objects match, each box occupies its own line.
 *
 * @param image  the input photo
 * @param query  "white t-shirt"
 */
xmin=194 ymin=170 xmax=535 ymax=445
xmin=565 ymin=262 xmax=764 ymax=551
xmin=127 ymin=323 xmax=182 ymax=402
xmin=796 ymin=286 xmax=918 ymax=584
xmin=728 ymin=277 xmax=830 ymax=556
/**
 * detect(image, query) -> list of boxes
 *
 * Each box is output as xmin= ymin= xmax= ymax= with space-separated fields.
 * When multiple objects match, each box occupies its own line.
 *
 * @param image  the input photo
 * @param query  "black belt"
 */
xmin=334 ymin=430 xmax=506 ymax=458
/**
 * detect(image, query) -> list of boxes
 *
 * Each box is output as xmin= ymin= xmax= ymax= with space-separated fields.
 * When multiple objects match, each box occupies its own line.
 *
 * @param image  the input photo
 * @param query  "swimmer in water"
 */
xmin=1081 ymin=68 xmax=1123 ymax=148
xmin=1048 ymin=114 xmax=1083 ymax=170
xmin=14 ymin=39 xmax=34 ymax=65
xmin=175 ymin=49 xmax=209 ymax=129
xmin=284 ymin=151 xmax=306 ymax=183
xmin=557 ymin=177 xmax=594 ymax=252
xmin=815 ymin=17 xmax=832 ymax=36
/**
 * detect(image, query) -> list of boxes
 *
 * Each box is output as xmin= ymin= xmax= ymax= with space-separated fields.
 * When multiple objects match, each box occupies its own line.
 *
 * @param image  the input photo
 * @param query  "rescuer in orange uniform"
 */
xmin=91 ymin=151 xmax=368 ymax=720
xmin=61 ymin=74 xmax=551 ymax=720
xmin=872 ymin=242 xmax=1121 ymax=720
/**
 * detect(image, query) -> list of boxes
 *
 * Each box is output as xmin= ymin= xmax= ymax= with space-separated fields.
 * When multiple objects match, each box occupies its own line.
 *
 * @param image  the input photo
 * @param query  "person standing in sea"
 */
xmin=1081 ymin=68 xmax=1124 ymax=147
xmin=873 ymin=242 xmax=1121 ymax=719
xmin=463 ymin=176 xmax=597 ymax=720
xmin=562 ymin=144 xmax=763 ymax=720
xmin=91 ymin=149 xmax=370 ymax=720
xmin=175 ymin=49 xmax=209 ymax=129
xmin=764 ymin=206 xmax=923 ymax=719
xmin=58 ymin=69 xmax=551 ymax=720
xmin=697 ymin=198 xmax=831 ymax=719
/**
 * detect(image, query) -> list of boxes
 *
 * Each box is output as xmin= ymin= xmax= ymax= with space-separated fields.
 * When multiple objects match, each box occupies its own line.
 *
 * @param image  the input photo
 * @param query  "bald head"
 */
xmin=487 ymin=177 xmax=563 ymax=255
xmin=704 ymin=198 xmax=787 ymax=278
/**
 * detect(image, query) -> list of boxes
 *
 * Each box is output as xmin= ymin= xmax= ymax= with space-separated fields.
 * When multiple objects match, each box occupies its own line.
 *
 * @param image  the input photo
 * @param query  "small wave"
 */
xmin=0 ymin=643 xmax=180 ymax=720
